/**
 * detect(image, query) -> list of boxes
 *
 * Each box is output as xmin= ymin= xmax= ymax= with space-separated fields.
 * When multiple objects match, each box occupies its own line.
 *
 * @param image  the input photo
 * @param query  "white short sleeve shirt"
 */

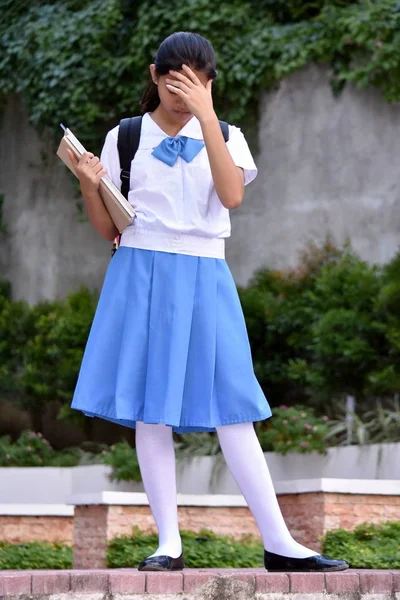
xmin=100 ymin=112 xmax=257 ymax=258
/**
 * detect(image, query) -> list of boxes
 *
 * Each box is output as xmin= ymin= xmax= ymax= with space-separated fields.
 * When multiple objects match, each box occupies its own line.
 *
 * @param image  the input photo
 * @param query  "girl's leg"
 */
xmin=216 ymin=421 xmax=319 ymax=558
xmin=135 ymin=421 xmax=182 ymax=558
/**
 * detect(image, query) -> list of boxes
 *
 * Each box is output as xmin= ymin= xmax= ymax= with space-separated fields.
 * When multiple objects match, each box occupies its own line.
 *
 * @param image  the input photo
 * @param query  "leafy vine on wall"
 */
xmin=1 ymin=0 xmax=399 ymax=154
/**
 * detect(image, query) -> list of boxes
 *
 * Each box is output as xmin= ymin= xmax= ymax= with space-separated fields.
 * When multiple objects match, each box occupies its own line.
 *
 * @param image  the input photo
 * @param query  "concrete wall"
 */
xmin=1 ymin=443 xmax=399 ymax=504
xmin=0 ymin=94 xmax=110 ymax=305
xmin=1 ymin=62 xmax=400 ymax=300
xmin=228 ymin=63 xmax=400 ymax=285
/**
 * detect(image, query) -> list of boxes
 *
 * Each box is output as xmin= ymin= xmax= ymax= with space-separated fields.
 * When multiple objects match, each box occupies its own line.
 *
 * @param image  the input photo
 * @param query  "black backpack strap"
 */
xmin=219 ymin=120 xmax=229 ymax=142
xmin=117 ymin=116 xmax=143 ymax=200
xmin=111 ymin=116 xmax=142 ymax=257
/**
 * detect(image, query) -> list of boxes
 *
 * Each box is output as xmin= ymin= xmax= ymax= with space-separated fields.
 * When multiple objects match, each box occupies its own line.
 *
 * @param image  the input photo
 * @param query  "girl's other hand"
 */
xmin=67 ymin=149 xmax=107 ymax=195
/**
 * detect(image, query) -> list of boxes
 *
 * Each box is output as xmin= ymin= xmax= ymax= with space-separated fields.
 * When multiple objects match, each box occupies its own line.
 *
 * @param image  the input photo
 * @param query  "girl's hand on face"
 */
xmin=67 ymin=149 xmax=107 ymax=194
xmin=165 ymin=64 xmax=215 ymax=122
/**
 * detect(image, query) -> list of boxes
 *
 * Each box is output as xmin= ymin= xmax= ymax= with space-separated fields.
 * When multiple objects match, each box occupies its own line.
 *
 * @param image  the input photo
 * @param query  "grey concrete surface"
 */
xmin=1 ymin=443 xmax=398 ymax=504
xmin=1 ymin=63 xmax=400 ymax=300
xmin=228 ymin=63 xmax=400 ymax=285
xmin=0 ymin=94 xmax=110 ymax=304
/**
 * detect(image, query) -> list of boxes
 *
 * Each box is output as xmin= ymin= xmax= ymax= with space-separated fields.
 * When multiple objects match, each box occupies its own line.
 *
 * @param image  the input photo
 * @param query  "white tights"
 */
xmin=135 ymin=420 xmax=319 ymax=559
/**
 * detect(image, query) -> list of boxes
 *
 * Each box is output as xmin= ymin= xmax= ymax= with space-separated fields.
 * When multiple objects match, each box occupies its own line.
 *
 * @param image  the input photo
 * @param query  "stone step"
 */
xmin=0 ymin=569 xmax=399 ymax=599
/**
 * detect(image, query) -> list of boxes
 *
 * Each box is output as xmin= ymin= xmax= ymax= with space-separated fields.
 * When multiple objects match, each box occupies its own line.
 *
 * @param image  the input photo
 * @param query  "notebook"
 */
xmin=56 ymin=124 xmax=135 ymax=232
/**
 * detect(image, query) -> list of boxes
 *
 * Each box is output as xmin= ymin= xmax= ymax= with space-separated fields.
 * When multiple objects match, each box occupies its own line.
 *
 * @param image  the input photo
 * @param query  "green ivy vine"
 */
xmin=1 ymin=0 xmax=400 ymax=155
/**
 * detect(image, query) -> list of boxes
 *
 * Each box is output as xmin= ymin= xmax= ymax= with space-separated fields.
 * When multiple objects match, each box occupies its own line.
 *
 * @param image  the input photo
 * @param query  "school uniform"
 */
xmin=70 ymin=112 xmax=272 ymax=432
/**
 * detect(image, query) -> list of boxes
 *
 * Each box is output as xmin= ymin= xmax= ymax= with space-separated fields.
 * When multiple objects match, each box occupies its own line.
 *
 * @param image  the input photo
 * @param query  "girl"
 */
xmin=68 ymin=32 xmax=348 ymax=573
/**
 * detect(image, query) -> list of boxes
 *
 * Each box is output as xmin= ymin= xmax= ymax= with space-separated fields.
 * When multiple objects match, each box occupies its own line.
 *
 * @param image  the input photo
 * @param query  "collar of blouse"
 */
xmin=138 ymin=112 xmax=204 ymax=150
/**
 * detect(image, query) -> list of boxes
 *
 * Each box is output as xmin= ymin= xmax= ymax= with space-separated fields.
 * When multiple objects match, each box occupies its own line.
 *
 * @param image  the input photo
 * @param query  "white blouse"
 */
xmin=100 ymin=112 xmax=257 ymax=259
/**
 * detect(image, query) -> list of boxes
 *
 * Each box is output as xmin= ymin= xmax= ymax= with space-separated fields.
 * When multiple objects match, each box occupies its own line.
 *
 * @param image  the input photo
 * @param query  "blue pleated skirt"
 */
xmin=71 ymin=246 xmax=272 ymax=433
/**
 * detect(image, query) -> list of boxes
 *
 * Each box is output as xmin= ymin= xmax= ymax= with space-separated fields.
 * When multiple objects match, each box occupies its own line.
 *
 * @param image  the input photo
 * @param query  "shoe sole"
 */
xmin=266 ymin=565 xmax=349 ymax=572
xmin=138 ymin=566 xmax=184 ymax=571
xmin=138 ymin=567 xmax=184 ymax=572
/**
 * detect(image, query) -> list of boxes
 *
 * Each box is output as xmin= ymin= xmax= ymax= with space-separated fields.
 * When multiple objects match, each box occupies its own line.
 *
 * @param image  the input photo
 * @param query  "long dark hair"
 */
xmin=140 ymin=32 xmax=217 ymax=114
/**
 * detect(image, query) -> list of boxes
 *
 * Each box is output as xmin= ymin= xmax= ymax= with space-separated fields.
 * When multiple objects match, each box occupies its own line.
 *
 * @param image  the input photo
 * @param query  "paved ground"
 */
xmin=0 ymin=568 xmax=399 ymax=598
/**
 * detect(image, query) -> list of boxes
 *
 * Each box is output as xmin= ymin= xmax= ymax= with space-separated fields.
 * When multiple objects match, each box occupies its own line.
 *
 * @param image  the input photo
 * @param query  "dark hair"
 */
xmin=140 ymin=32 xmax=217 ymax=114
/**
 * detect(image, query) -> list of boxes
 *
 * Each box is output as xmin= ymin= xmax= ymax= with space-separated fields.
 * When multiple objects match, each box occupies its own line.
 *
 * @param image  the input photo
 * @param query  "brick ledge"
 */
xmin=0 ymin=504 xmax=74 ymax=516
xmin=0 ymin=569 xmax=399 ymax=598
xmin=68 ymin=479 xmax=400 ymax=507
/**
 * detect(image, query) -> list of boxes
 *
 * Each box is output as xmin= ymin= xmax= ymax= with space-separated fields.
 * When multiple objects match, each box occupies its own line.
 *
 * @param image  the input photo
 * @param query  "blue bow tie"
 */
xmin=152 ymin=136 xmax=205 ymax=167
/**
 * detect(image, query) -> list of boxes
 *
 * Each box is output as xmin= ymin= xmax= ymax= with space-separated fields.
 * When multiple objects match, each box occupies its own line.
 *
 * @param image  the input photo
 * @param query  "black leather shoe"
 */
xmin=137 ymin=552 xmax=184 ymax=571
xmin=264 ymin=550 xmax=349 ymax=572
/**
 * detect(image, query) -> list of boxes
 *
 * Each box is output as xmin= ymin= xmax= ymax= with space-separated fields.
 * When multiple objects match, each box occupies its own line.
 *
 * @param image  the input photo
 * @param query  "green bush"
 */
xmin=371 ymin=250 xmax=400 ymax=395
xmin=0 ymin=431 xmax=78 ymax=467
xmin=103 ymin=441 xmax=141 ymax=482
xmin=1 ymin=286 xmax=98 ymax=436
xmin=239 ymin=239 xmax=354 ymax=408
xmin=1 ymin=521 xmax=398 ymax=569
xmin=0 ymin=295 xmax=36 ymax=400
xmin=240 ymin=240 xmax=400 ymax=417
xmin=0 ymin=430 xmax=107 ymax=467
xmin=107 ymin=527 xmax=264 ymax=568
xmin=288 ymin=253 xmax=384 ymax=403
xmin=19 ymin=287 xmax=97 ymax=435
xmin=322 ymin=521 xmax=400 ymax=569
xmin=15 ymin=299 xmax=67 ymax=432
xmin=256 ymin=405 xmax=330 ymax=454
xmin=0 ymin=541 xmax=72 ymax=570
xmin=2 ymin=240 xmax=400 ymax=453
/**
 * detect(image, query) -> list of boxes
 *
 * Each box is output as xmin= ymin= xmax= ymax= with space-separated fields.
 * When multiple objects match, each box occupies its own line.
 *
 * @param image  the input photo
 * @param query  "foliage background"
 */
xmin=1 ymin=521 xmax=399 ymax=569
xmin=1 ymin=239 xmax=400 ymax=452
xmin=2 ymin=1 xmax=400 ymax=448
xmin=2 ymin=0 xmax=400 ymax=153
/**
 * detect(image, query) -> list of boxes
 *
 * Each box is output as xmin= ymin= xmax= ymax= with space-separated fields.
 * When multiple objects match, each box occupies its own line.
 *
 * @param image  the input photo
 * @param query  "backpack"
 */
xmin=111 ymin=115 xmax=230 ymax=256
